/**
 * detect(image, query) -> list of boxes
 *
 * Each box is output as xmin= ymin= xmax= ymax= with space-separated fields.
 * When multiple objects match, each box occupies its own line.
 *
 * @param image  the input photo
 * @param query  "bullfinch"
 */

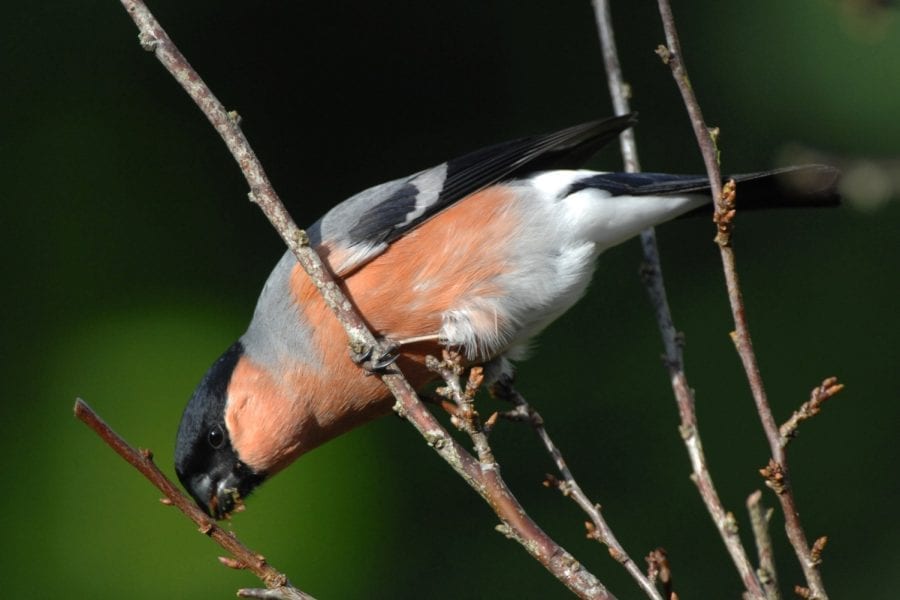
xmin=174 ymin=114 xmax=839 ymax=518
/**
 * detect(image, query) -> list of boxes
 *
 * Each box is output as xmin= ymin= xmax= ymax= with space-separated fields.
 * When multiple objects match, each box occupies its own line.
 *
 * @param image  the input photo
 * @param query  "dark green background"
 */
xmin=3 ymin=1 xmax=898 ymax=598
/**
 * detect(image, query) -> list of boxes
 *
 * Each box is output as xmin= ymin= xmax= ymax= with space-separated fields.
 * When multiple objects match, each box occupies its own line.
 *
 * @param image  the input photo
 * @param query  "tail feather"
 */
xmin=569 ymin=165 xmax=841 ymax=212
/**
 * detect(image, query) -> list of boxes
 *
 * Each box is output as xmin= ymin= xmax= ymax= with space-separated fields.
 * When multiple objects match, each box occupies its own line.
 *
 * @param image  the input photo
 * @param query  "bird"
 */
xmin=174 ymin=114 xmax=839 ymax=519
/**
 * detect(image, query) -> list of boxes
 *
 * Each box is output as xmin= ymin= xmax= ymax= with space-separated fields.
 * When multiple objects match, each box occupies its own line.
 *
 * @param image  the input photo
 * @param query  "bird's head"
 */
xmin=175 ymin=329 xmax=398 ymax=518
xmin=174 ymin=342 xmax=266 ymax=519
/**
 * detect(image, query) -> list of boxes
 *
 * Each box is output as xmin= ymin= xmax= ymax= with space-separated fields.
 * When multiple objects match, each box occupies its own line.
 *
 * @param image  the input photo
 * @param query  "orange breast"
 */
xmin=229 ymin=185 xmax=522 ymax=473
xmin=294 ymin=186 xmax=519 ymax=416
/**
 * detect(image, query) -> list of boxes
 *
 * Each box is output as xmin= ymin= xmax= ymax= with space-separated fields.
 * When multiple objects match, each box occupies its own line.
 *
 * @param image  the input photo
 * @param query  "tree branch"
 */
xmin=73 ymin=398 xmax=316 ymax=600
xmin=492 ymin=376 xmax=664 ymax=600
xmin=112 ymin=1 xmax=617 ymax=597
xmin=591 ymin=2 xmax=765 ymax=599
xmin=653 ymin=2 xmax=830 ymax=597
xmin=779 ymin=378 xmax=843 ymax=449
xmin=591 ymin=0 xmax=641 ymax=173
xmin=426 ymin=353 xmax=497 ymax=466
xmin=747 ymin=490 xmax=781 ymax=600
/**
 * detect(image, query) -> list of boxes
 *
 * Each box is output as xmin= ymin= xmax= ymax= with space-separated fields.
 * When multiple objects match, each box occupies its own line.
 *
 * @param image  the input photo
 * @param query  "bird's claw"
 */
xmin=351 ymin=338 xmax=400 ymax=374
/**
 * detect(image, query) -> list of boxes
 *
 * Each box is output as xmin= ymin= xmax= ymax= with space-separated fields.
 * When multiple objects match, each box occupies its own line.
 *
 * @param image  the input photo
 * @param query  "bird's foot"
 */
xmin=350 ymin=338 xmax=401 ymax=374
xmin=350 ymin=333 xmax=445 ymax=375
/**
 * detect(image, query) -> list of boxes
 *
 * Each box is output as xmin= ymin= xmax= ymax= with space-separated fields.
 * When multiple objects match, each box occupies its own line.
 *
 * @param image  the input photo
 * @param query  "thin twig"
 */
xmin=119 ymin=0 xmax=374 ymax=358
xmin=592 ymin=0 xmax=641 ymax=173
xmin=747 ymin=490 xmax=781 ymax=600
xmin=430 ymin=354 xmax=663 ymax=600
xmin=427 ymin=351 xmax=495 ymax=465
xmin=392 ymin=377 xmax=616 ymax=600
xmin=591 ymin=2 xmax=764 ymax=599
xmin=779 ymin=378 xmax=843 ymax=448
xmin=73 ymin=398 xmax=316 ymax=600
xmin=238 ymin=589 xmax=311 ymax=600
xmin=117 ymin=1 xmax=615 ymax=597
xmin=654 ymin=2 xmax=829 ymax=598
xmin=493 ymin=376 xmax=664 ymax=600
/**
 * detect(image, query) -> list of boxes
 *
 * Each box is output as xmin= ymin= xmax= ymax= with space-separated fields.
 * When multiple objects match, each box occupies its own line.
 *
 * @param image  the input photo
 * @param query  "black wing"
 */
xmin=432 ymin=113 xmax=638 ymax=216
xmin=345 ymin=114 xmax=637 ymax=247
xmin=312 ymin=114 xmax=637 ymax=273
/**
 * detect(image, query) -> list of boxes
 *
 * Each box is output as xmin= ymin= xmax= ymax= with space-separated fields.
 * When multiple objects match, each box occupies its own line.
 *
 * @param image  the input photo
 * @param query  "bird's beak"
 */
xmin=184 ymin=471 xmax=243 ymax=519
xmin=208 ymin=471 xmax=247 ymax=519
xmin=184 ymin=473 xmax=216 ymax=518
xmin=184 ymin=463 xmax=265 ymax=520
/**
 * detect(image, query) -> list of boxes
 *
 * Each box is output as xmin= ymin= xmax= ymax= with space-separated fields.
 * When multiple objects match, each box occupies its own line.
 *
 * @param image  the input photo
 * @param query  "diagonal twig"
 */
xmin=112 ymin=1 xmax=616 ymax=597
xmin=779 ymin=377 xmax=843 ymax=448
xmin=591 ymin=2 xmax=765 ymax=599
xmin=492 ymin=376 xmax=664 ymax=600
xmin=74 ymin=398 xmax=316 ymax=600
xmin=747 ymin=490 xmax=781 ymax=600
xmin=653 ymin=2 xmax=830 ymax=598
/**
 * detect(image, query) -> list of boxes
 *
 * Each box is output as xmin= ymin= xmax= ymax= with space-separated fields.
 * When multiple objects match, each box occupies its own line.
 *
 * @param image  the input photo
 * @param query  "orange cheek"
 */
xmin=224 ymin=352 xmax=397 ymax=475
xmin=225 ymin=357 xmax=308 ymax=474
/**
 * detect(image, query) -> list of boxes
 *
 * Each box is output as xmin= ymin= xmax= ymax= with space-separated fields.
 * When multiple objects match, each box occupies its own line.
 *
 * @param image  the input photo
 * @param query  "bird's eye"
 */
xmin=207 ymin=424 xmax=225 ymax=449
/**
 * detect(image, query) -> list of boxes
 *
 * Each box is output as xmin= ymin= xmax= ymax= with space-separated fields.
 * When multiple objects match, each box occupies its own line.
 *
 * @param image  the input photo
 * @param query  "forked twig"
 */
xmin=654 ymin=1 xmax=830 ymax=597
xmin=747 ymin=490 xmax=781 ymax=600
xmin=591 ymin=2 xmax=764 ymax=598
xmin=492 ymin=376 xmax=664 ymax=600
xmin=426 ymin=351 xmax=495 ymax=465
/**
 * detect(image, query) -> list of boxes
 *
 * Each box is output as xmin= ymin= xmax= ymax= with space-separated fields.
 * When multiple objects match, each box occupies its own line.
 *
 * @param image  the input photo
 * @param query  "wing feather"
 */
xmin=308 ymin=114 xmax=637 ymax=274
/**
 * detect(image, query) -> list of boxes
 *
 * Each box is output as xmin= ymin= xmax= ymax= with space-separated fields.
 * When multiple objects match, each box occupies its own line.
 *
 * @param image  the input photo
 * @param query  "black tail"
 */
xmin=570 ymin=165 xmax=841 ymax=213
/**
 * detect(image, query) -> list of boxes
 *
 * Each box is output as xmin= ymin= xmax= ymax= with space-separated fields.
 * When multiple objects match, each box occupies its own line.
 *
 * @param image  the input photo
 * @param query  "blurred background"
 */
xmin=3 ymin=1 xmax=898 ymax=598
